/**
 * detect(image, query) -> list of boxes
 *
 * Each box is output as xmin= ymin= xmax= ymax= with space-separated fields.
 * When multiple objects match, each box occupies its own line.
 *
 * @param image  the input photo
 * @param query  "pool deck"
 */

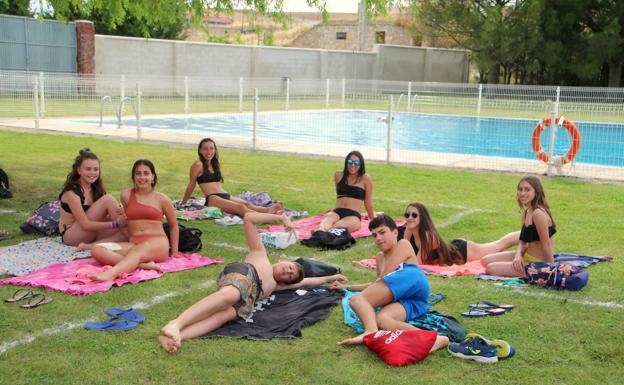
xmin=1 ymin=113 xmax=622 ymax=182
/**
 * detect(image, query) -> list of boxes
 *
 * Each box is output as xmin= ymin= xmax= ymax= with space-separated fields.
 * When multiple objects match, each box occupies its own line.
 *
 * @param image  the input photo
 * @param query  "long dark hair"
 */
xmin=198 ymin=138 xmax=223 ymax=182
xmin=62 ymin=148 xmax=105 ymax=201
xmin=517 ymin=176 xmax=555 ymax=226
xmin=339 ymin=150 xmax=366 ymax=185
xmin=132 ymin=159 xmax=157 ymax=188
xmin=407 ymin=202 xmax=464 ymax=265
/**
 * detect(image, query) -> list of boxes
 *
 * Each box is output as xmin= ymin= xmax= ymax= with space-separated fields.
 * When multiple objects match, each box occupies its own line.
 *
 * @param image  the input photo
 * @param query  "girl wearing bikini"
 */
xmin=481 ymin=176 xmax=556 ymax=277
xmin=58 ymin=148 xmax=127 ymax=250
xmin=402 ymin=202 xmax=520 ymax=266
xmin=89 ymin=159 xmax=180 ymax=281
xmin=318 ymin=151 xmax=375 ymax=233
xmin=181 ymin=138 xmax=283 ymax=216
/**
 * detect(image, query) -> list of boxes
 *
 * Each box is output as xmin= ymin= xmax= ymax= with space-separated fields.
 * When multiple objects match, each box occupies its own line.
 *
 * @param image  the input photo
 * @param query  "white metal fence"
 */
xmin=1 ymin=70 xmax=623 ymax=181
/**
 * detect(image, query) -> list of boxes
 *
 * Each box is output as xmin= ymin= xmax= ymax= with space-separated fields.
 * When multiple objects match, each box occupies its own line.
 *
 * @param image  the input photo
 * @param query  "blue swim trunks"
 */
xmin=382 ymin=263 xmax=430 ymax=322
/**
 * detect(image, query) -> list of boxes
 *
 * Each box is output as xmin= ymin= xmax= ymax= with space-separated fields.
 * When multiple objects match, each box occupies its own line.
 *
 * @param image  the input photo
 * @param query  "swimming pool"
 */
xmin=91 ymin=110 xmax=624 ymax=167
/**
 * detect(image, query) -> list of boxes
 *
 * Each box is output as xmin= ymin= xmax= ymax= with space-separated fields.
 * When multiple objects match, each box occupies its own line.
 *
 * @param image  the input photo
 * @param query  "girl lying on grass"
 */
xmin=89 ymin=159 xmax=180 ymax=281
xmin=402 ymin=202 xmax=519 ymax=265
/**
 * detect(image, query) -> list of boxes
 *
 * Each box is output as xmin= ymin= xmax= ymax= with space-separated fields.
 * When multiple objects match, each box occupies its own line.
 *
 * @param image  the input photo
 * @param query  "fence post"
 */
xmin=252 ymin=88 xmax=258 ymax=152
xmin=32 ymin=77 xmax=39 ymax=129
xmin=547 ymin=87 xmax=561 ymax=175
xmin=407 ymin=81 xmax=412 ymax=112
xmin=386 ymin=95 xmax=393 ymax=164
xmin=136 ymin=82 xmax=142 ymax=141
xmin=39 ymin=72 xmax=45 ymax=118
xmin=341 ymin=78 xmax=346 ymax=108
xmin=184 ymin=76 xmax=189 ymax=113
xmin=285 ymin=77 xmax=290 ymax=111
xmin=477 ymin=84 xmax=483 ymax=116
xmin=239 ymin=77 xmax=244 ymax=112
xmin=120 ymin=74 xmax=125 ymax=114
xmin=325 ymin=79 xmax=330 ymax=108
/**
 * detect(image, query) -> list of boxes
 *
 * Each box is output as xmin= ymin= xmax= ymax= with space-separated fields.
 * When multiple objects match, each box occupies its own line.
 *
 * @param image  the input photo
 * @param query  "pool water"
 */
xmin=92 ymin=110 xmax=624 ymax=167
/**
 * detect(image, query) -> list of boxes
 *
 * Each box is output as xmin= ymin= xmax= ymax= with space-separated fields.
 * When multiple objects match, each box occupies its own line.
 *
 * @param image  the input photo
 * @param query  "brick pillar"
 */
xmin=75 ymin=20 xmax=95 ymax=75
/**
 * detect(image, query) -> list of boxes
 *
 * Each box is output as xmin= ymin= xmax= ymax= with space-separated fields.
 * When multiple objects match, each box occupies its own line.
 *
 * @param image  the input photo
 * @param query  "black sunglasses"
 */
xmin=404 ymin=212 xmax=418 ymax=219
xmin=347 ymin=159 xmax=361 ymax=166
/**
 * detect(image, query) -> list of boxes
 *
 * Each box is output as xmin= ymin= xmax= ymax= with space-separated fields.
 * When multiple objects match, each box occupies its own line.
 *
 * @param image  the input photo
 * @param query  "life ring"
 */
xmin=531 ymin=116 xmax=582 ymax=165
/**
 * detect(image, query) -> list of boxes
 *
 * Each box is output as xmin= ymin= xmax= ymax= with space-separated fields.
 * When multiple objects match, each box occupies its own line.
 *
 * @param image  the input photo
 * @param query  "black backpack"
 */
xmin=294 ymin=258 xmax=340 ymax=278
xmin=301 ymin=228 xmax=355 ymax=250
xmin=163 ymin=223 xmax=203 ymax=253
xmin=0 ymin=168 xmax=11 ymax=199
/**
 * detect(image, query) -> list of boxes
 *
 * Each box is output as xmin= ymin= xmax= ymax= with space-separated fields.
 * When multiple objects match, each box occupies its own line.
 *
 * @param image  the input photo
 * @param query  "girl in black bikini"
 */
xmin=181 ymin=138 xmax=282 ymax=216
xmin=318 ymin=150 xmax=375 ymax=233
xmin=481 ymin=176 xmax=556 ymax=277
xmin=58 ymin=148 xmax=127 ymax=250
xmin=402 ymin=202 xmax=520 ymax=266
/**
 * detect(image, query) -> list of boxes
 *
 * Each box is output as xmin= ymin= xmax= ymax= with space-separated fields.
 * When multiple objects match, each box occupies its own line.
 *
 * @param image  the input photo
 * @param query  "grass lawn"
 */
xmin=0 ymin=130 xmax=623 ymax=385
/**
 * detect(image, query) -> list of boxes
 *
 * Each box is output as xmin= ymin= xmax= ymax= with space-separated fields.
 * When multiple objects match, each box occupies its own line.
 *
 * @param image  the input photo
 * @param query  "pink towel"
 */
xmin=0 ymin=253 xmax=222 ymax=296
xmin=265 ymin=214 xmax=405 ymax=240
xmin=352 ymin=258 xmax=486 ymax=277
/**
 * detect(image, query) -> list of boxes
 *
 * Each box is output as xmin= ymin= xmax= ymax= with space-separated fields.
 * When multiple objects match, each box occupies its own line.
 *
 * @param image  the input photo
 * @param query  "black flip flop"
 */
xmin=462 ymin=307 xmax=507 ymax=317
xmin=20 ymin=294 xmax=53 ymax=309
xmin=469 ymin=301 xmax=514 ymax=310
xmin=0 ymin=230 xmax=12 ymax=241
xmin=4 ymin=289 xmax=37 ymax=303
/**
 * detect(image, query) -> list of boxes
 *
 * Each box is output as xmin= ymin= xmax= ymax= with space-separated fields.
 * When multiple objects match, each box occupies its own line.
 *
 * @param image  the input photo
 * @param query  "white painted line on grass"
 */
xmin=0 ymin=280 xmax=215 ymax=355
xmin=505 ymin=287 xmax=624 ymax=309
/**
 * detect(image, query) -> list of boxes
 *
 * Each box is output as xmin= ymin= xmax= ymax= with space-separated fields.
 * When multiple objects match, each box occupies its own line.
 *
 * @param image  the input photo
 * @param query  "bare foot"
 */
xmin=139 ymin=261 xmax=162 ymax=272
xmin=158 ymin=334 xmax=179 ymax=353
xmin=338 ymin=333 xmax=368 ymax=346
xmin=76 ymin=242 xmax=93 ymax=251
xmin=269 ymin=201 xmax=284 ymax=214
xmin=160 ymin=321 xmax=182 ymax=349
xmin=88 ymin=271 xmax=117 ymax=282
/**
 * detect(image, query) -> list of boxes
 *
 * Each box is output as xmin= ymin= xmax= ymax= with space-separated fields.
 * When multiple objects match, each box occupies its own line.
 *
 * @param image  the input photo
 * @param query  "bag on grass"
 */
xmin=300 ymin=228 xmax=355 ymax=250
xmin=163 ymin=223 xmax=203 ymax=253
xmin=294 ymin=258 xmax=340 ymax=277
xmin=0 ymin=168 xmax=11 ymax=199
xmin=524 ymin=261 xmax=588 ymax=291
xmin=363 ymin=329 xmax=438 ymax=366
xmin=20 ymin=200 xmax=61 ymax=235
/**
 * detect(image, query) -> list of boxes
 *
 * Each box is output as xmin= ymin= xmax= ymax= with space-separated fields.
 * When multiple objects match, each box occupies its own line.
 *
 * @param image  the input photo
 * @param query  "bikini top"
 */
xmin=59 ymin=185 xmax=91 ymax=214
xmin=125 ymin=189 xmax=163 ymax=221
xmin=519 ymin=222 xmax=556 ymax=242
xmin=336 ymin=178 xmax=366 ymax=200
xmin=196 ymin=166 xmax=222 ymax=184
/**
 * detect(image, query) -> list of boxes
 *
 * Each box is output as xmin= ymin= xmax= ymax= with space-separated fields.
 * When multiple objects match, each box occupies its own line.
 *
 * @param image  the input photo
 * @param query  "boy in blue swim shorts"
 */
xmin=331 ymin=214 xmax=448 ymax=351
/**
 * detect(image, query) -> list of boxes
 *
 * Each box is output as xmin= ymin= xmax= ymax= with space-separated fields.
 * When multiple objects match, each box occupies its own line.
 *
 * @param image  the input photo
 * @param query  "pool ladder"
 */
xmin=99 ymin=96 xmax=139 ymax=128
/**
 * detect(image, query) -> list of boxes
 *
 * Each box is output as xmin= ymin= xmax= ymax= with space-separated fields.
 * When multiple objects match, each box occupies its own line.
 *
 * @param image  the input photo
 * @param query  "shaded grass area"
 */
xmin=0 ymin=130 xmax=623 ymax=385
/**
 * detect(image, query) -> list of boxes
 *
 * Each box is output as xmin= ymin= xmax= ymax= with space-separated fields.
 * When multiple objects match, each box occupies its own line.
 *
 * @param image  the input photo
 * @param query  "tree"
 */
xmin=411 ymin=0 xmax=540 ymax=84
xmin=0 ymin=0 xmax=31 ymax=16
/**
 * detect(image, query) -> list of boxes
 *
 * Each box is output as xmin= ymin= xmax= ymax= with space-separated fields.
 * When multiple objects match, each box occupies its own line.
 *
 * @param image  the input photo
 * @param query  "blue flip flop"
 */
xmin=105 ymin=308 xmax=146 ymax=323
xmin=85 ymin=318 xmax=140 ymax=331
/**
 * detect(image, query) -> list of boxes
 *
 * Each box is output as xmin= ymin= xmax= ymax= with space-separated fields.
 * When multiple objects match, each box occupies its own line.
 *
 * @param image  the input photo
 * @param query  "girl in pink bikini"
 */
xmin=90 ymin=159 xmax=180 ymax=281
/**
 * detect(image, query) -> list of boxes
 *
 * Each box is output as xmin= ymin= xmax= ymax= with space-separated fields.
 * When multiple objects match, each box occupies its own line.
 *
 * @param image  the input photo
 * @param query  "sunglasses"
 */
xmin=404 ymin=212 xmax=418 ymax=219
xmin=347 ymin=159 xmax=361 ymax=166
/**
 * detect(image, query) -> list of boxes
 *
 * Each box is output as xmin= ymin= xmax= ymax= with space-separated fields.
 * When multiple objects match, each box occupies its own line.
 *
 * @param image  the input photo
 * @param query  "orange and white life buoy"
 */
xmin=531 ymin=116 xmax=582 ymax=165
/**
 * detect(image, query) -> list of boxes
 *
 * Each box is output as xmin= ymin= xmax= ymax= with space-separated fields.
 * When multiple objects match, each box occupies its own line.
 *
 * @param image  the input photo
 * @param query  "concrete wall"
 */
xmin=95 ymin=35 xmax=468 ymax=83
xmin=289 ymin=21 xmax=413 ymax=51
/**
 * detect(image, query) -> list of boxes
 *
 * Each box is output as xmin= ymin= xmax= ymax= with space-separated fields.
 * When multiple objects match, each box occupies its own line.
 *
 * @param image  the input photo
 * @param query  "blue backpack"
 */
xmin=20 ymin=200 xmax=61 ymax=236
